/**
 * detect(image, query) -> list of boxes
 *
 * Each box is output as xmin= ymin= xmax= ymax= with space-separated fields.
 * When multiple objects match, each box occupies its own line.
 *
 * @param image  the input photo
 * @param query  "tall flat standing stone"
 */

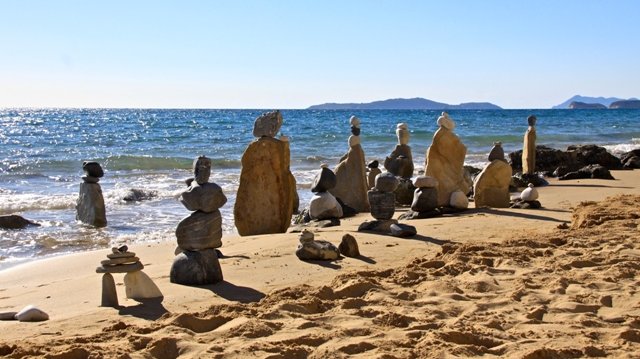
xmin=76 ymin=182 xmax=107 ymax=227
xmin=330 ymin=144 xmax=370 ymax=212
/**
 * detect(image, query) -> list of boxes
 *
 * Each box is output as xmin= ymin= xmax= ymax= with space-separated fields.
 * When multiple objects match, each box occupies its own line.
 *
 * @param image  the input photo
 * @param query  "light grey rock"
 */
xmin=180 ymin=182 xmax=227 ymax=213
xmin=170 ymin=248 xmax=223 ymax=285
xmin=390 ymin=223 xmax=417 ymax=237
xmin=96 ymin=261 xmax=143 ymax=274
xmin=15 ymin=305 xmax=49 ymax=322
xmin=193 ymin=156 xmax=212 ymax=185
xmin=411 ymin=187 xmax=438 ymax=212
xmin=296 ymin=239 xmax=340 ymax=260
xmin=176 ymin=210 xmax=223 ymax=250
xmin=374 ymin=172 xmax=399 ymax=193
xmin=101 ymin=273 xmax=119 ymax=307
xmin=368 ymin=190 xmax=395 ymax=220
xmin=338 ymin=234 xmax=360 ymax=257
xmin=449 ymin=190 xmax=469 ymax=209
xmin=350 ymin=115 xmax=360 ymax=128
xmin=520 ymin=183 xmax=539 ymax=201
xmin=76 ymin=182 xmax=107 ymax=227
xmin=253 ymin=110 xmax=283 ymax=138
xmin=124 ymin=271 xmax=163 ymax=300
xmin=309 ymin=192 xmax=343 ymax=220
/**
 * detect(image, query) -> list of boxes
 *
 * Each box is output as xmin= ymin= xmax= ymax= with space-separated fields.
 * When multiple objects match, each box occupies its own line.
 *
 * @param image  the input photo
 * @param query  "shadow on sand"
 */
xmin=200 ymin=280 xmax=266 ymax=303
xmin=118 ymin=297 xmax=168 ymax=320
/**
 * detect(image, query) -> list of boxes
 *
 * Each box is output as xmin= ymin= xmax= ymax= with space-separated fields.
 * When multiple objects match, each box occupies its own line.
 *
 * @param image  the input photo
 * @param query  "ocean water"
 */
xmin=1 ymin=108 xmax=639 ymax=269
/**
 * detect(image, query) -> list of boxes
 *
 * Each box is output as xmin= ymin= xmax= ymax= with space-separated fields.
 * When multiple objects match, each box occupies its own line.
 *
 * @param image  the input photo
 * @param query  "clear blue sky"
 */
xmin=1 ymin=1 xmax=638 ymax=109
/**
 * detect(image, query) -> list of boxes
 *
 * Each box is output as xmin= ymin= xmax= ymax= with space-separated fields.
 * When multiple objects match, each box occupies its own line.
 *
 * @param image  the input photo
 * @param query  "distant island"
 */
xmin=307 ymin=97 xmax=502 ymax=110
xmin=554 ymin=95 xmax=640 ymax=109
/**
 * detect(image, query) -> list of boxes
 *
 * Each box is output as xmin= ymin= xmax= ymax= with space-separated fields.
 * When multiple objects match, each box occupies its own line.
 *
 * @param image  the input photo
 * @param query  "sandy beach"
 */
xmin=1 ymin=170 xmax=639 ymax=358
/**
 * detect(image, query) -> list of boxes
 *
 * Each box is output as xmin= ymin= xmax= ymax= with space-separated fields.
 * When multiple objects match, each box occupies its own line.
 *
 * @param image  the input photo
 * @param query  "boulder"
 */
xmin=296 ymin=240 xmax=340 ymax=260
xmin=253 ymin=110 xmax=283 ymax=138
xmin=330 ymin=144 xmax=370 ymax=212
xmin=375 ymin=172 xmax=400 ymax=193
xmin=358 ymin=219 xmax=398 ymax=233
xmin=311 ymin=166 xmax=337 ymax=193
xmin=123 ymin=189 xmax=158 ymax=202
xmin=180 ymin=182 xmax=227 ymax=213
xmin=338 ymin=234 xmax=360 ymax=257
xmin=15 ymin=305 xmax=49 ymax=322
xmin=170 ymin=248 xmax=223 ymax=285
xmin=394 ymin=178 xmax=415 ymax=206
xmin=566 ymin=144 xmax=622 ymax=170
xmin=559 ymin=164 xmax=615 ymax=180
xmin=368 ymin=190 xmax=395 ymax=220
xmin=473 ymin=159 xmax=513 ymax=208
xmin=449 ymin=190 xmax=469 ymax=209
xmin=176 ymin=210 xmax=223 ymax=250
xmin=309 ymin=192 xmax=343 ymax=220
xmin=0 ymin=215 xmax=40 ymax=229
xmin=411 ymin=187 xmax=438 ymax=212
xmin=76 ymin=182 xmax=107 ymax=227
xmin=509 ymin=144 xmax=623 ymax=173
xmin=234 ymin=137 xmax=295 ymax=236
xmin=621 ymin=149 xmax=640 ymax=169
xmin=509 ymin=145 xmax=566 ymax=173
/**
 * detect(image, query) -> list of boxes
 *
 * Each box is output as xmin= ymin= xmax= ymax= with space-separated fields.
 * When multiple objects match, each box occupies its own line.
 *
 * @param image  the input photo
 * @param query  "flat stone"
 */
xmin=15 ymin=305 xmax=49 ymax=322
xmin=82 ymin=161 xmax=104 ymax=178
xmin=0 ymin=312 xmax=17 ymax=320
xmin=413 ymin=176 xmax=438 ymax=188
xmin=107 ymin=251 xmax=136 ymax=259
xmin=398 ymin=209 xmax=442 ymax=220
xmin=368 ymin=190 xmax=395 ymax=220
xmin=296 ymin=239 xmax=340 ymax=260
xmin=338 ymin=234 xmax=360 ymax=257
xmin=253 ymin=110 xmax=283 ymax=138
xmin=330 ymin=143 xmax=370 ymax=212
xmin=311 ymin=167 xmax=337 ymax=193
xmin=309 ymin=192 xmax=343 ymax=220
xmin=124 ymin=271 xmax=163 ymax=300
xmin=101 ymin=256 xmax=140 ymax=266
xmin=390 ymin=223 xmax=417 ymax=237
xmin=358 ymin=219 xmax=398 ymax=233
xmin=96 ymin=261 xmax=143 ymax=274
xmin=176 ymin=210 xmax=223 ymax=250
xmin=180 ymin=182 xmax=227 ymax=213
xmin=374 ymin=172 xmax=399 ymax=193
xmin=170 ymin=248 xmax=223 ymax=285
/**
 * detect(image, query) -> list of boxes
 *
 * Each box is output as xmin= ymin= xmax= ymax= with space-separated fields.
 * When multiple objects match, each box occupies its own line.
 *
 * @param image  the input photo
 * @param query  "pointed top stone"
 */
xmin=437 ymin=112 xmax=455 ymax=130
xmin=253 ymin=110 xmax=283 ymax=138
xmin=350 ymin=115 xmax=361 ymax=128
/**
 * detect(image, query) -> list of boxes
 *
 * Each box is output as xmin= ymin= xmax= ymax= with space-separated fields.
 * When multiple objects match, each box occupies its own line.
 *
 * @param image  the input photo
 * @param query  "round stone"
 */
xmin=349 ymin=115 xmax=360 ymax=128
xmin=521 ymin=183 xmax=539 ymax=201
xmin=449 ymin=190 xmax=469 ymax=209
xmin=299 ymin=229 xmax=314 ymax=243
xmin=437 ymin=112 xmax=455 ymax=130
xmin=82 ymin=161 xmax=104 ymax=178
xmin=527 ymin=115 xmax=537 ymax=126
xmin=374 ymin=172 xmax=399 ymax=193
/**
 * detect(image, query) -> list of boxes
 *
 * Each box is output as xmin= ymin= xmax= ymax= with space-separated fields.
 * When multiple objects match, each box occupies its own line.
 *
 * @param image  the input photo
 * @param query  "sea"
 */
xmin=1 ymin=108 xmax=639 ymax=269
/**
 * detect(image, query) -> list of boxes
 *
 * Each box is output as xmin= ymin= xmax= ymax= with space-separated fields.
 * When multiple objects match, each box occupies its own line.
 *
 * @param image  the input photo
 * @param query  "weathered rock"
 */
xmin=296 ymin=240 xmax=340 ymax=260
xmin=368 ymin=190 xmax=395 ymax=220
xmin=82 ymin=175 xmax=100 ymax=183
xmin=0 ymin=215 xmax=40 ymax=229
xmin=76 ymin=182 xmax=107 ymax=227
xmin=367 ymin=167 xmax=382 ymax=190
xmin=511 ymin=199 xmax=542 ymax=209
xmin=338 ymin=234 xmax=360 ymax=257
xmin=375 ymin=172 xmax=400 ymax=193
xmin=176 ymin=210 xmax=223 ymax=250
xmin=620 ymin=149 xmax=640 ymax=169
xmin=473 ymin=159 xmax=513 ymax=208
xmin=193 ymin=156 xmax=212 ymax=185
xmin=311 ymin=166 xmax=337 ymax=193
xmin=566 ymin=144 xmax=623 ymax=170
xmin=96 ymin=261 xmax=144 ymax=274
xmin=101 ymin=256 xmax=140 ymax=266
xmin=488 ymin=142 xmax=505 ymax=162
xmin=309 ymin=192 xmax=343 ymax=220
xmin=559 ymin=164 xmax=615 ymax=180
xmin=396 ymin=123 xmax=409 ymax=145
xmin=449 ymin=190 xmax=469 ymax=209
xmin=398 ymin=209 xmax=442 ymax=220
xmin=411 ymin=187 xmax=438 ymax=212
xmin=520 ymin=184 xmax=539 ymax=201
xmin=512 ymin=173 xmax=549 ymax=188
xmin=358 ymin=219 xmax=398 ymax=233
xmin=330 ymin=144 xmax=370 ymax=212
xmin=123 ymin=188 xmax=158 ymax=202
xmin=394 ymin=178 xmax=415 ymax=206
xmin=413 ymin=176 xmax=437 ymax=188
xmin=82 ymin=161 xmax=104 ymax=178
xmin=170 ymin=248 xmax=223 ymax=285
xmin=101 ymin=273 xmax=119 ymax=307
xmin=15 ymin=305 xmax=49 ymax=322
xmin=384 ymin=144 xmax=414 ymax=178
xmin=522 ymin=125 xmax=537 ymax=174
xmin=390 ymin=223 xmax=417 ymax=237
xmin=234 ymin=137 xmax=295 ymax=236
xmin=180 ymin=182 xmax=227 ymax=213
xmin=509 ymin=144 xmax=622 ymax=173
xmin=253 ymin=110 xmax=283 ymax=138
xmin=124 ymin=271 xmax=163 ymax=300
xmin=424 ymin=113 xmax=470 ymax=207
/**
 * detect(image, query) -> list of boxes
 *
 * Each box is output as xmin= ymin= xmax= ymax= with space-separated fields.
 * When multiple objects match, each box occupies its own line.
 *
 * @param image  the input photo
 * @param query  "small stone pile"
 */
xmin=510 ymin=183 xmax=542 ymax=209
xmin=473 ymin=142 xmax=513 ymax=208
xmin=76 ymin=161 xmax=107 ymax=227
xmin=309 ymin=165 xmax=343 ymax=220
xmin=399 ymin=176 xmax=440 ymax=220
xmin=385 ymin=123 xmax=416 ymax=205
xmin=170 ymin=156 xmax=227 ymax=285
xmin=295 ymin=229 xmax=340 ymax=260
xmin=360 ymin=172 xmax=418 ymax=237
xmin=96 ymin=246 xmax=162 ymax=307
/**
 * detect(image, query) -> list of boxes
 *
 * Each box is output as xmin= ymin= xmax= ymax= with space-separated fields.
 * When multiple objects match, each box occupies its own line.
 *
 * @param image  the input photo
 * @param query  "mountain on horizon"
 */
xmin=552 ymin=95 xmax=638 ymax=109
xmin=307 ymin=97 xmax=502 ymax=110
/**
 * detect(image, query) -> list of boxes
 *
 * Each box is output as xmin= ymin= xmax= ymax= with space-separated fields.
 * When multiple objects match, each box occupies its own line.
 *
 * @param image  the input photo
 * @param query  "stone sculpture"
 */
xmin=309 ymin=165 xmax=343 ymax=220
xmin=473 ymin=142 xmax=512 ymax=208
xmin=76 ymin=161 xmax=107 ymax=227
xmin=329 ymin=116 xmax=370 ymax=212
xmin=367 ymin=160 xmax=382 ymax=190
xmin=295 ymin=229 xmax=340 ymax=260
xmin=510 ymin=183 xmax=542 ymax=209
xmin=368 ymin=172 xmax=398 ymax=220
xmin=384 ymin=123 xmax=414 ymax=179
xmin=424 ymin=112 xmax=471 ymax=208
xmin=170 ymin=156 xmax=226 ymax=285
xmin=234 ymin=111 xmax=296 ymax=235
xmin=522 ymin=115 xmax=537 ymax=175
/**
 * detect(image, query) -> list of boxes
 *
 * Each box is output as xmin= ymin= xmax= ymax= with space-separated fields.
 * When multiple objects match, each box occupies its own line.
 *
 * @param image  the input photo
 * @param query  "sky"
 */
xmin=0 ymin=1 xmax=638 ymax=109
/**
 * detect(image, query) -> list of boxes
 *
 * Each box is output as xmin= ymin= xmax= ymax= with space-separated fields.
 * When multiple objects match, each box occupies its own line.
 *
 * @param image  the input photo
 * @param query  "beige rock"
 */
xmin=76 ymin=182 xmax=107 ymax=227
xmin=123 ymin=271 xmax=163 ymax=300
xmin=449 ymin=190 xmax=469 ymax=209
xmin=234 ymin=137 xmax=294 ymax=236
xmin=330 ymin=144 xmax=370 ymax=212
xmin=474 ymin=160 xmax=513 ymax=208
xmin=176 ymin=210 xmax=223 ymax=250
xmin=522 ymin=126 xmax=536 ymax=174
xmin=101 ymin=256 xmax=140 ymax=266
xmin=367 ymin=167 xmax=381 ymax=190
xmin=424 ymin=125 xmax=470 ymax=207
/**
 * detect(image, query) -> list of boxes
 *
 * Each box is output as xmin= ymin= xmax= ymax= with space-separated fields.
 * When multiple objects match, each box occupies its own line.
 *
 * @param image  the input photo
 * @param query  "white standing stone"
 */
xmin=124 ymin=271 xmax=163 ymax=300
xmin=15 ymin=305 xmax=49 ymax=322
xmin=520 ymin=183 xmax=539 ymax=201
xmin=309 ymin=192 xmax=343 ymax=220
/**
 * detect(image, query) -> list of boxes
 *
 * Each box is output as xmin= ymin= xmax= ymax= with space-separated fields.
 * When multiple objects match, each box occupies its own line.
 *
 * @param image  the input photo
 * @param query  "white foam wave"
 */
xmin=0 ymin=193 xmax=76 ymax=214
xmin=603 ymin=140 xmax=640 ymax=155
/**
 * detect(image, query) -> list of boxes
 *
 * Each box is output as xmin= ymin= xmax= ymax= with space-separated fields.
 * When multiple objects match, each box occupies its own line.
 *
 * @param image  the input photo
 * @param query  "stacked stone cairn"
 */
xmin=170 ymin=156 xmax=227 ymax=285
xmin=359 ymin=172 xmax=417 ymax=237
xmin=309 ymin=165 xmax=343 ymax=220
xmin=330 ymin=116 xmax=370 ymax=213
xmin=367 ymin=160 xmax=382 ymax=190
xmin=511 ymin=183 xmax=542 ymax=209
xmin=424 ymin=112 xmax=471 ymax=209
xmin=399 ymin=176 xmax=440 ymax=219
xmin=295 ymin=229 xmax=340 ymax=260
xmin=384 ymin=123 xmax=415 ymax=205
xmin=473 ymin=142 xmax=513 ymax=208
xmin=234 ymin=110 xmax=296 ymax=236
xmin=96 ymin=246 xmax=162 ymax=307
xmin=76 ymin=161 xmax=107 ymax=227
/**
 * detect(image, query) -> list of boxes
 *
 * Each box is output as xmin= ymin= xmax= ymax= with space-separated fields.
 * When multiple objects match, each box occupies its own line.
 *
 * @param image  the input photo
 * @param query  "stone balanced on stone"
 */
xmin=511 ymin=183 xmax=542 ymax=209
xmin=367 ymin=160 xmax=382 ymax=190
xmin=359 ymin=171 xmax=416 ymax=236
xmin=424 ymin=112 xmax=471 ymax=208
xmin=295 ymin=229 xmax=340 ymax=260
xmin=473 ymin=142 xmax=513 ymax=208
xmin=234 ymin=110 xmax=297 ymax=236
xmin=309 ymin=165 xmax=343 ymax=220
xmin=329 ymin=116 xmax=370 ymax=213
xmin=384 ymin=123 xmax=416 ymax=205
xmin=76 ymin=161 xmax=107 ymax=227
xmin=522 ymin=115 xmax=537 ymax=175
xmin=170 ymin=156 xmax=227 ymax=285
xmin=96 ymin=246 xmax=162 ymax=307
xmin=397 ymin=176 xmax=440 ymax=220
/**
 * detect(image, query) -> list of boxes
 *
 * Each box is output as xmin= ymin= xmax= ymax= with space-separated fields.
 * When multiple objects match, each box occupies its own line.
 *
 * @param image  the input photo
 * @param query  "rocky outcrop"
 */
xmin=609 ymin=100 xmax=640 ymax=109
xmin=568 ymin=101 xmax=607 ymax=109
xmin=620 ymin=149 xmax=640 ymax=169
xmin=0 ymin=215 xmax=40 ymax=229
xmin=509 ymin=144 xmax=623 ymax=173
xmin=559 ymin=164 xmax=615 ymax=180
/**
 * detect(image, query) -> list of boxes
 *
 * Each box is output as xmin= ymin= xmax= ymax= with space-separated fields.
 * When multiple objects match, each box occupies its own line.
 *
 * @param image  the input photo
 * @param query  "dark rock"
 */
xmin=394 ymin=178 xmax=415 ymax=205
xmin=384 ymin=144 xmax=414 ymax=178
xmin=398 ymin=209 xmax=442 ymax=220
xmin=527 ymin=115 xmax=537 ymax=126
xmin=336 ymin=197 xmax=358 ymax=218
xmin=559 ymin=164 xmax=615 ymax=180
xmin=82 ymin=176 xmax=100 ymax=183
xmin=82 ymin=161 xmax=104 ymax=178
xmin=488 ymin=142 xmax=505 ymax=162
xmin=311 ymin=167 xmax=337 ymax=193
xmin=351 ymin=126 xmax=361 ymax=136
xmin=367 ymin=160 xmax=380 ymax=169
xmin=609 ymin=100 xmax=640 ymax=109
xmin=411 ymin=187 xmax=438 ymax=212
xmin=296 ymin=240 xmax=340 ymax=260
xmin=620 ymin=149 xmax=640 ymax=169
xmin=509 ymin=144 xmax=623 ymax=173
xmin=390 ymin=223 xmax=417 ymax=237
xmin=358 ymin=219 xmax=398 ymax=233
xmin=123 ymin=189 xmax=158 ymax=202
xmin=338 ymin=234 xmax=360 ymax=257
xmin=509 ymin=145 xmax=566 ymax=173
xmin=180 ymin=182 xmax=227 ymax=213
xmin=176 ymin=210 xmax=223 ymax=250
xmin=566 ymin=144 xmax=622 ymax=170
xmin=289 ymin=218 xmax=341 ymax=232
xmin=368 ymin=190 xmax=395 ymax=220
xmin=0 ymin=215 xmax=40 ymax=229
xmin=510 ymin=199 xmax=542 ymax=209
xmin=374 ymin=172 xmax=400 ymax=193
xmin=170 ymin=248 xmax=223 ymax=285
xmin=193 ymin=156 xmax=212 ymax=185
xmin=512 ymin=173 xmax=549 ymax=188
xmin=552 ymin=166 xmax=571 ymax=178
xmin=96 ymin=261 xmax=144 ymax=273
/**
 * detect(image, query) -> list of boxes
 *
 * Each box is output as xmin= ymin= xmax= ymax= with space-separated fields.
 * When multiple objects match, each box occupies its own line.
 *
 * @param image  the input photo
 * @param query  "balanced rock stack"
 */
xmin=384 ymin=123 xmax=414 ymax=178
xmin=398 ymin=176 xmax=441 ymax=220
xmin=295 ymin=229 xmax=340 ymax=261
xmin=522 ymin=115 xmax=537 ymax=176
xmin=330 ymin=116 xmax=370 ymax=213
xmin=76 ymin=161 xmax=107 ymax=227
xmin=473 ymin=142 xmax=513 ymax=208
xmin=96 ymin=246 xmax=162 ymax=307
xmin=170 ymin=156 xmax=227 ymax=285
xmin=234 ymin=110 xmax=296 ymax=236
xmin=424 ymin=112 xmax=471 ymax=209
xmin=368 ymin=172 xmax=398 ymax=221
xmin=367 ymin=160 xmax=382 ymax=190
xmin=511 ymin=183 xmax=542 ymax=209
xmin=309 ymin=165 xmax=343 ymax=220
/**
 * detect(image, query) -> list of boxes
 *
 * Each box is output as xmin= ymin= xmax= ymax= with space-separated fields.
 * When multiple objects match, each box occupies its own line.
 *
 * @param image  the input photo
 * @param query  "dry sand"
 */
xmin=1 ymin=170 xmax=639 ymax=358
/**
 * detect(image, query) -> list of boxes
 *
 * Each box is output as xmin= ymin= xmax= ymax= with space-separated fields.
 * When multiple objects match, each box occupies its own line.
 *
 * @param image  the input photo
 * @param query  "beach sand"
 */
xmin=1 ymin=170 xmax=639 ymax=358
